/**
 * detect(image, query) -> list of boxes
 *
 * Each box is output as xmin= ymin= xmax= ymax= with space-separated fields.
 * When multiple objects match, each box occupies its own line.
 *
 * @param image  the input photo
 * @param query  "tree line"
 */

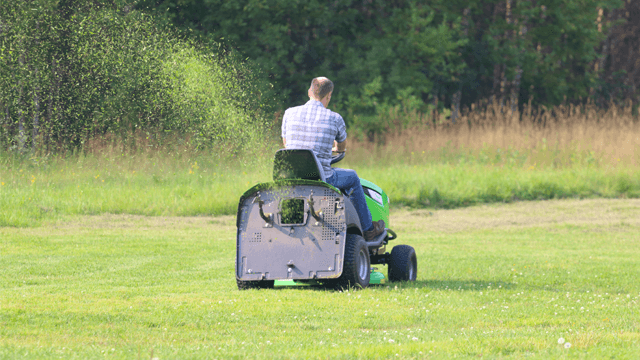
xmin=140 ymin=0 xmax=638 ymax=123
xmin=1 ymin=0 xmax=638 ymax=151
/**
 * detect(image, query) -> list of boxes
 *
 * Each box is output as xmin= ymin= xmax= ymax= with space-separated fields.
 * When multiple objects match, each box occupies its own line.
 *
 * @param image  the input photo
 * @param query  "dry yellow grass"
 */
xmin=347 ymin=101 xmax=640 ymax=168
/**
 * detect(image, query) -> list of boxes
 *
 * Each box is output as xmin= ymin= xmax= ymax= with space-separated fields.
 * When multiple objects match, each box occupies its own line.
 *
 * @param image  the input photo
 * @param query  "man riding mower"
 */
xmin=235 ymin=77 xmax=417 ymax=290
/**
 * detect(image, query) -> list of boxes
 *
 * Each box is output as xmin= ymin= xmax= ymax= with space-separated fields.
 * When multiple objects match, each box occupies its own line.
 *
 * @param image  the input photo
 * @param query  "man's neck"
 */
xmin=310 ymin=97 xmax=329 ymax=108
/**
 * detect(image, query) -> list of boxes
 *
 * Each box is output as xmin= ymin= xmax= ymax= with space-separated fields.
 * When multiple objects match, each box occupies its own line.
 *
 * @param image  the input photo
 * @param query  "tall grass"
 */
xmin=1 ymin=102 xmax=639 ymax=227
xmin=0 ymin=142 xmax=276 ymax=227
xmin=344 ymin=101 xmax=640 ymax=208
xmin=348 ymin=100 xmax=640 ymax=167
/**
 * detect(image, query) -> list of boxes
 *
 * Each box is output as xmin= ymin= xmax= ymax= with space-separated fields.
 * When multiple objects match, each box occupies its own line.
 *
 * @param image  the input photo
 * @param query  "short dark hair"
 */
xmin=310 ymin=77 xmax=334 ymax=100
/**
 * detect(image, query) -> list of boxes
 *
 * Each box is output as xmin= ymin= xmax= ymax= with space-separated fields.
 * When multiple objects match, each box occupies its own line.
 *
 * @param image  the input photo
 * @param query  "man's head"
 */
xmin=308 ymin=77 xmax=333 ymax=107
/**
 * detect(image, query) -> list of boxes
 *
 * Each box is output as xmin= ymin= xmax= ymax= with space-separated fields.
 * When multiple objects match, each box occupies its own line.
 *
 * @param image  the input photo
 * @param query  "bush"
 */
xmin=0 ymin=1 xmax=270 ymax=154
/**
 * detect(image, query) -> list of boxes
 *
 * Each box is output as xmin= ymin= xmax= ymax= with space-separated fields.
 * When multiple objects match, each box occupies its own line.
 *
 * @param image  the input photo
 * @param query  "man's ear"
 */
xmin=323 ymin=92 xmax=332 ymax=105
xmin=308 ymin=88 xmax=314 ymax=100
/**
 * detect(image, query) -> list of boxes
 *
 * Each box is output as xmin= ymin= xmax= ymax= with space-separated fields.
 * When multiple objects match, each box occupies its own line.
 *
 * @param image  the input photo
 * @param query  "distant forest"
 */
xmin=1 ymin=1 xmax=638 ymax=151
xmin=139 ymin=0 xmax=640 ymax=118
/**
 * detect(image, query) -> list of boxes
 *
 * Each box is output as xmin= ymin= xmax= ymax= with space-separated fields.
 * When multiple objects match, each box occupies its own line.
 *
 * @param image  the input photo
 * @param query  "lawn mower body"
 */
xmin=235 ymin=149 xmax=415 ymax=289
xmin=236 ymin=180 xmax=357 ymax=281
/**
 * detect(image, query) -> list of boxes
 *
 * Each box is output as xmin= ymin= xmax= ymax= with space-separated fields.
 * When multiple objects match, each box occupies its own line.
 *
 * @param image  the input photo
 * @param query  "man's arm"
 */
xmin=334 ymin=113 xmax=347 ymax=153
xmin=281 ymin=109 xmax=288 ymax=148
xmin=332 ymin=140 xmax=346 ymax=153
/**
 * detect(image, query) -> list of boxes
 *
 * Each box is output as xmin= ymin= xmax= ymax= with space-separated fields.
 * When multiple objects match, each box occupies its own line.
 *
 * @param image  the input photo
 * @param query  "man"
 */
xmin=281 ymin=77 xmax=385 ymax=241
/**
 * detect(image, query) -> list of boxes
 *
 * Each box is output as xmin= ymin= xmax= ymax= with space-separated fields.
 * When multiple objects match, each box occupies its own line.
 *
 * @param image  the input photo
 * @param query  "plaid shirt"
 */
xmin=282 ymin=100 xmax=347 ymax=178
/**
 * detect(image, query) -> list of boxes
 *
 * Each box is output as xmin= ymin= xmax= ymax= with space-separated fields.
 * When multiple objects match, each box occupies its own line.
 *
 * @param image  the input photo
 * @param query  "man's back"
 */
xmin=281 ymin=100 xmax=347 ymax=179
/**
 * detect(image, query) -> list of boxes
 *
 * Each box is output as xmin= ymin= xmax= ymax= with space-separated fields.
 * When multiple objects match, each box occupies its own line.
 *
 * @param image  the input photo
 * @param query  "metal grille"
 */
xmin=321 ymin=190 xmax=339 ymax=241
xmin=248 ymin=232 xmax=262 ymax=243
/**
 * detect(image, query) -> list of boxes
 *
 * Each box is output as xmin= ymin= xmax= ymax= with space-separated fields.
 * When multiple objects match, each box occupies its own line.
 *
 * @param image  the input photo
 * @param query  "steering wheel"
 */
xmin=330 ymin=151 xmax=345 ymax=164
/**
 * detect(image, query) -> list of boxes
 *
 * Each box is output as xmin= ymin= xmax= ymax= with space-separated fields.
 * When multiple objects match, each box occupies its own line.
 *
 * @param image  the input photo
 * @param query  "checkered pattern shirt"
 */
xmin=282 ymin=100 xmax=347 ymax=179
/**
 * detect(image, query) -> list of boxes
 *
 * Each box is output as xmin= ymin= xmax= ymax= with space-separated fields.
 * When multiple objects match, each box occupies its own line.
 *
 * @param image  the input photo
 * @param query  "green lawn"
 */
xmin=1 ymin=199 xmax=639 ymax=359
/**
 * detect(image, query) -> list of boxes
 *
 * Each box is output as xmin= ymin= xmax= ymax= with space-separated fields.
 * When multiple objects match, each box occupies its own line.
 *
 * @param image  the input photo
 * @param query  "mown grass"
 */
xmin=1 ymin=199 xmax=639 ymax=358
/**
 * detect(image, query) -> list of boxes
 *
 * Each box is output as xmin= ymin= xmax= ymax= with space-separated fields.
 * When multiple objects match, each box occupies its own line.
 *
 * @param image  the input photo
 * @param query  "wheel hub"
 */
xmin=357 ymin=249 xmax=368 ymax=280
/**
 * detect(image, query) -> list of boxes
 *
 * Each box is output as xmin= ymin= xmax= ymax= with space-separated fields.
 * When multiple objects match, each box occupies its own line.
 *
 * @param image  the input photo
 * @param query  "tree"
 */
xmin=0 ymin=0 xmax=271 ymax=151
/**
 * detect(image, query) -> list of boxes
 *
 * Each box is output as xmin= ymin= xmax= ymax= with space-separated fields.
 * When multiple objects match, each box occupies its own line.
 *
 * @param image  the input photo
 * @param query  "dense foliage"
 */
xmin=140 ymin=0 xmax=637 ymax=122
xmin=2 ymin=0 xmax=638 ymax=151
xmin=0 ymin=0 xmax=271 ymax=152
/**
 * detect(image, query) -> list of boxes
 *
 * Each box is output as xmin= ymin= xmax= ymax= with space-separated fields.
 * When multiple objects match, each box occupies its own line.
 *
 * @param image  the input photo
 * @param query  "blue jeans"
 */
xmin=325 ymin=168 xmax=374 ymax=232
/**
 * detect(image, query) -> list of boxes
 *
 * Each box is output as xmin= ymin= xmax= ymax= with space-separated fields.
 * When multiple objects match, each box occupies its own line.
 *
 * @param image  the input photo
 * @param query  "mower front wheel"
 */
xmin=388 ymin=245 xmax=417 ymax=282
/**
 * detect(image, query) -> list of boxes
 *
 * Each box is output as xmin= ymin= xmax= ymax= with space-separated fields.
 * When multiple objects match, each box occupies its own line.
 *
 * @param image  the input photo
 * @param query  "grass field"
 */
xmin=2 ymin=101 xmax=640 ymax=227
xmin=2 ymin=147 xmax=640 ymax=228
xmin=2 ymin=198 xmax=639 ymax=359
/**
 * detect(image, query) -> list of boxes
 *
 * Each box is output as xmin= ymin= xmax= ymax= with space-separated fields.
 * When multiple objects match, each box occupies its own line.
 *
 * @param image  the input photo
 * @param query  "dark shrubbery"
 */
xmin=140 ymin=0 xmax=635 ymax=127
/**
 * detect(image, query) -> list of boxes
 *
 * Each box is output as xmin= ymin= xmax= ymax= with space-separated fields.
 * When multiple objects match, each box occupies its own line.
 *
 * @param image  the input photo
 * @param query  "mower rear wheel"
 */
xmin=388 ymin=245 xmax=417 ymax=282
xmin=330 ymin=234 xmax=370 ymax=290
xmin=237 ymin=279 xmax=275 ymax=290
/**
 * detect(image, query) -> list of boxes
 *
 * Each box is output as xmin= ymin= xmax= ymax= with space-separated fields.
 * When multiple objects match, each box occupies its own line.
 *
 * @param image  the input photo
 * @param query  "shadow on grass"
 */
xmin=270 ymin=279 xmax=516 ymax=292
xmin=386 ymin=279 xmax=516 ymax=291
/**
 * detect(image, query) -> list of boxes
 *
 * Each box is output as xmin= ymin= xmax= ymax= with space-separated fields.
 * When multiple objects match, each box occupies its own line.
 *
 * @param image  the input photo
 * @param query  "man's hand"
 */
xmin=332 ymin=140 xmax=346 ymax=153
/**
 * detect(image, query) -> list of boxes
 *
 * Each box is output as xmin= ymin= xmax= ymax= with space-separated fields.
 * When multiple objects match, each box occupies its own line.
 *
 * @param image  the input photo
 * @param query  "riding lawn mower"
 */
xmin=235 ymin=149 xmax=417 ymax=290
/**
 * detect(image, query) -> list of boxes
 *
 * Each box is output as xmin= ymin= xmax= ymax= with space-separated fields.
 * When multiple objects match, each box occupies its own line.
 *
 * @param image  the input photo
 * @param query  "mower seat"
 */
xmin=273 ymin=149 xmax=326 ymax=182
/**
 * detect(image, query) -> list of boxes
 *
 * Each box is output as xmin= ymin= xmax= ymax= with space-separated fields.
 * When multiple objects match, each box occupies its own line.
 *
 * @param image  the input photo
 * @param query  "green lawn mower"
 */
xmin=235 ymin=149 xmax=417 ymax=290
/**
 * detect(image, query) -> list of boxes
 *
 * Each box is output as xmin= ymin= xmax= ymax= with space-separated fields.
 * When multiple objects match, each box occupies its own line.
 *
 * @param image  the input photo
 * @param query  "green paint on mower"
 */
xmin=273 ymin=271 xmax=386 ymax=287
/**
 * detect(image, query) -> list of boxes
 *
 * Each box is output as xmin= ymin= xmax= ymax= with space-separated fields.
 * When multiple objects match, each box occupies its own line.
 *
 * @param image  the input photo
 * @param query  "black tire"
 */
xmin=329 ymin=234 xmax=370 ymax=290
xmin=388 ymin=245 xmax=417 ymax=282
xmin=237 ymin=279 xmax=275 ymax=290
